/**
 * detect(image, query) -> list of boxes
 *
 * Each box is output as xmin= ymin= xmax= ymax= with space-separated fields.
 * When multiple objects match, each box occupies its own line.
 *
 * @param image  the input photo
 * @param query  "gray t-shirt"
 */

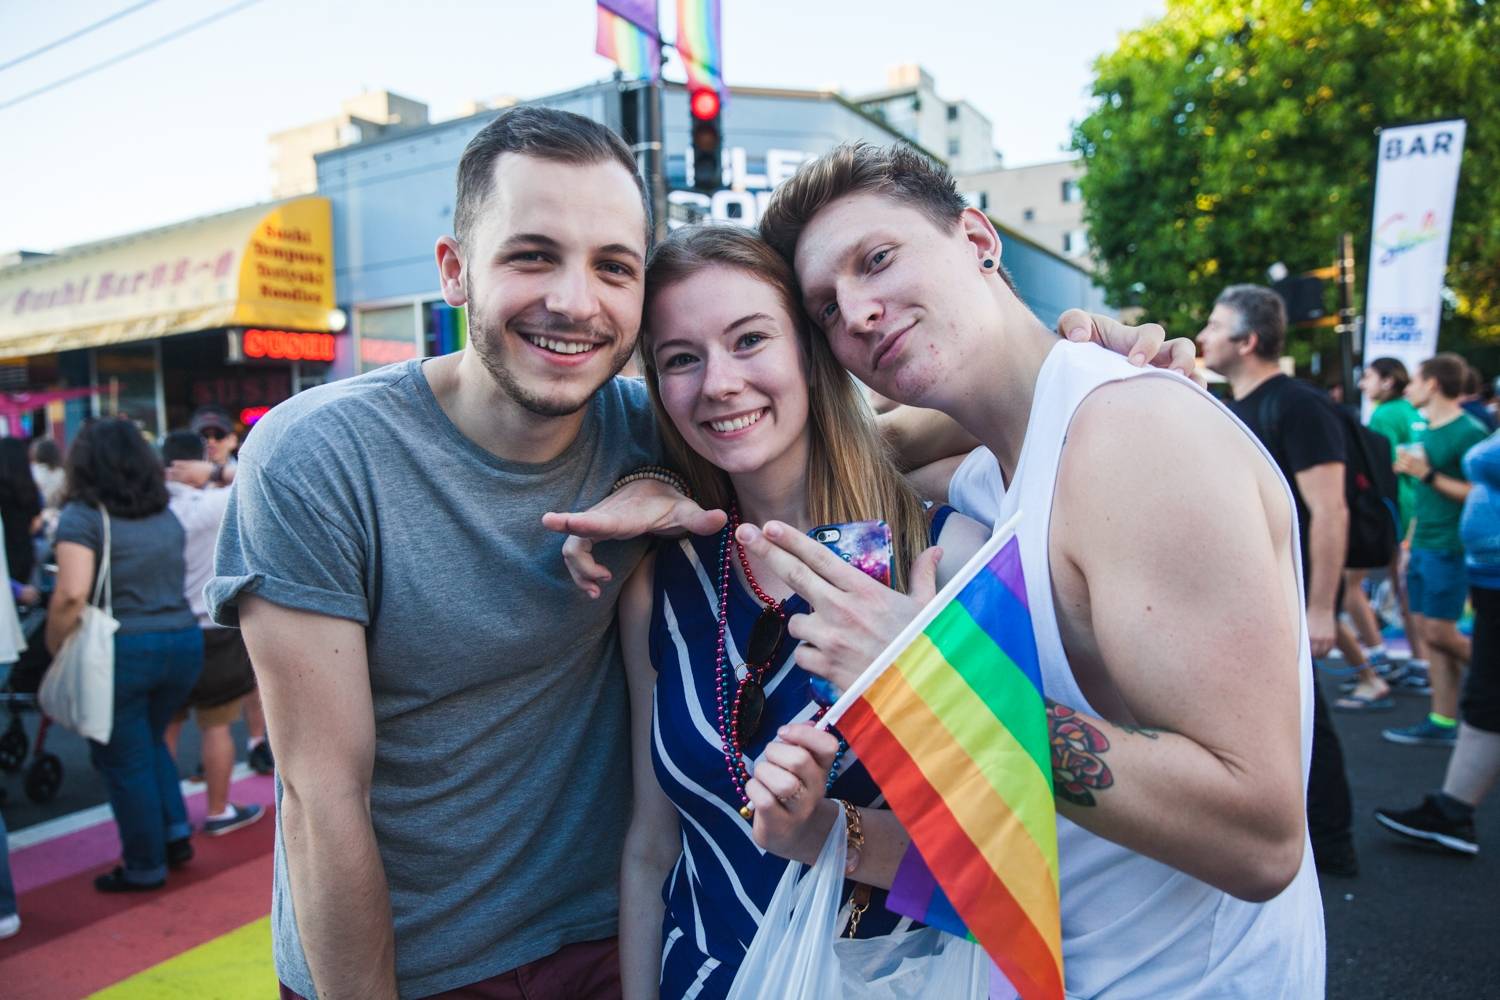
xmin=55 ymin=501 xmax=194 ymax=634
xmin=206 ymin=360 xmax=659 ymax=998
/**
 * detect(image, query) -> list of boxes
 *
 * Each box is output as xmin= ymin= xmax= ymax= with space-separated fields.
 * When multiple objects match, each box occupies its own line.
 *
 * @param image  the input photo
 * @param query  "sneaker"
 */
xmin=94 ymin=867 xmax=165 ymax=893
xmin=248 ymin=740 xmax=274 ymax=776
xmin=167 ymin=836 xmax=194 ymax=869
xmin=1388 ymin=665 xmax=1432 ymax=696
xmin=1313 ymin=837 xmax=1359 ymax=878
xmin=1382 ymin=719 xmax=1458 ymax=747
xmin=204 ymin=803 xmax=265 ymax=837
xmin=1375 ymin=795 xmax=1478 ymax=855
xmin=0 ymin=913 xmax=18 ymax=940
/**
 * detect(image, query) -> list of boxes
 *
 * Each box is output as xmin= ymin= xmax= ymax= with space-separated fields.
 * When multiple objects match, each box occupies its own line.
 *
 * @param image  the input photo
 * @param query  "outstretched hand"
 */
xmin=542 ymin=478 xmax=727 ymax=598
xmin=1058 ymin=309 xmax=1197 ymax=379
xmin=736 ymin=520 xmax=942 ymax=693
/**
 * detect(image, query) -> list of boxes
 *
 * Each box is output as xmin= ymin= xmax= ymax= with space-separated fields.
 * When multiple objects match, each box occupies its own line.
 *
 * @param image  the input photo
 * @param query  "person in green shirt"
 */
xmin=1348 ymin=358 xmax=1432 ymax=690
xmin=1387 ymin=353 xmax=1493 ymax=749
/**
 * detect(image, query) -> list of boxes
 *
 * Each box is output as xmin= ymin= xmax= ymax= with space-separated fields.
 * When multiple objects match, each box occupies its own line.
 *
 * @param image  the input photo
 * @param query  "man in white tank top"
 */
xmin=743 ymin=145 xmax=1325 ymax=996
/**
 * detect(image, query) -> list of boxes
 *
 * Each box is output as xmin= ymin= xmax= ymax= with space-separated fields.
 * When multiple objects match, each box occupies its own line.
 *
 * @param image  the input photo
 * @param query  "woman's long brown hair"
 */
xmin=640 ymin=225 xmax=929 ymax=590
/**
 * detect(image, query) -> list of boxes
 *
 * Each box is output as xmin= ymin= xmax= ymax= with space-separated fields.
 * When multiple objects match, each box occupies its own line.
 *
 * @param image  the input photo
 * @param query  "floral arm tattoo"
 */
xmin=1047 ymin=700 xmax=1114 ymax=807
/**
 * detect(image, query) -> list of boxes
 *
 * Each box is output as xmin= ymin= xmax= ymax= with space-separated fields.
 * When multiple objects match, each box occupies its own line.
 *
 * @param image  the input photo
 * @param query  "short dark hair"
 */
xmin=1419 ymin=352 xmax=1468 ymax=399
xmin=759 ymin=141 xmax=1017 ymax=292
xmin=1367 ymin=357 xmax=1411 ymax=398
xmin=453 ymin=106 xmax=650 ymax=248
xmin=161 ymin=429 xmax=205 ymax=465
xmin=65 ymin=418 xmax=169 ymax=518
xmin=1215 ymin=284 xmax=1287 ymax=360
xmin=29 ymin=437 xmax=61 ymax=469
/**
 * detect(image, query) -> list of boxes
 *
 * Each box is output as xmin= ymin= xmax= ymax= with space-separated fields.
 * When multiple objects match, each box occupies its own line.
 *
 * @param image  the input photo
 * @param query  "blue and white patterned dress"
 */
xmin=650 ymin=512 xmax=951 ymax=999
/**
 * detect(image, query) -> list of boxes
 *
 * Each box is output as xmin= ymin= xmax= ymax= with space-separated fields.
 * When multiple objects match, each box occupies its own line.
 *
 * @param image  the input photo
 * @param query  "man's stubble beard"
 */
xmin=465 ymin=278 xmax=636 ymax=419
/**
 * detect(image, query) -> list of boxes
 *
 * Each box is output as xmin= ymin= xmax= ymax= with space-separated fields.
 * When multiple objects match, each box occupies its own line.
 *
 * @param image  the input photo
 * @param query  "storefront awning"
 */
xmin=0 ymin=197 xmax=336 ymax=361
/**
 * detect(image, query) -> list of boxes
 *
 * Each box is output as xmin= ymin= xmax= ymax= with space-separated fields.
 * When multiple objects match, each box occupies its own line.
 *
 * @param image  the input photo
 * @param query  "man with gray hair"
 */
xmin=1197 ymin=282 xmax=1360 ymax=877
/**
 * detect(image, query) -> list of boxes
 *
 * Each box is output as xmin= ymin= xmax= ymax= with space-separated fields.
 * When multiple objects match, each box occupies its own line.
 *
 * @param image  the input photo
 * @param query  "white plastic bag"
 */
xmin=727 ymin=814 xmax=987 ymax=1000
xmin=39 ymin=508 xmax=118 ymax=744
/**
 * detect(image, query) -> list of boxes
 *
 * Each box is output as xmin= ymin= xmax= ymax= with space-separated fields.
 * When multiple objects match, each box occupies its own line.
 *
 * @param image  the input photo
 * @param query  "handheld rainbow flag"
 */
xmin=596 ymin=0 xmax=661 ymax=81
xmin=675 ymin=0 xmax=723 ymax=92
xmin=819 ymin=513 xmax=1063 ymax=1000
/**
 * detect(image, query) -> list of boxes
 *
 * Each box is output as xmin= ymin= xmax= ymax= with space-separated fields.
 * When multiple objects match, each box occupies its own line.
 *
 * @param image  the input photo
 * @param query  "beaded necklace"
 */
xmin=714 ymin=503 xmax=848 ymax=819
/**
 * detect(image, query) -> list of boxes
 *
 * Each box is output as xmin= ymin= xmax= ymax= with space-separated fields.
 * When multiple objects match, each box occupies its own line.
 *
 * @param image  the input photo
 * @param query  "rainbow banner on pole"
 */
xmin=675 ymin=0 xmax=722 ymax=92
xmin=596 ymin=0 xmax=661 ymax=81
xmin=820 ymin=513 xmax=1063 ymax=1000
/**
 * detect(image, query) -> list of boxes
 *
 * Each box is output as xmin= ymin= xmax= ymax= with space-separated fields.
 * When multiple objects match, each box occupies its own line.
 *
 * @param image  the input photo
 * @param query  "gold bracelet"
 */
xmin=839 ymin=800 xmax=871 ymax=937
xmin=839 ymin=799 xmax=865 ymax=873
xmin=609 ymin=465 xmax=692 ymax=501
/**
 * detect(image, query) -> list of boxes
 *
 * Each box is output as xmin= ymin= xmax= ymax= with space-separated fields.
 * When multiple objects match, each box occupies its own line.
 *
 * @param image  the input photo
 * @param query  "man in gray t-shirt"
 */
xmin=206 ymin=109 xmax=699 ymax=999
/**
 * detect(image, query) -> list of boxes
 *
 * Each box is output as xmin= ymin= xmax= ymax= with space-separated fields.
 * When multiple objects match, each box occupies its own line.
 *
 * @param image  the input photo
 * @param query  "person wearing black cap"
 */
xmin=190 ymin=407 xmax=239 ymax=487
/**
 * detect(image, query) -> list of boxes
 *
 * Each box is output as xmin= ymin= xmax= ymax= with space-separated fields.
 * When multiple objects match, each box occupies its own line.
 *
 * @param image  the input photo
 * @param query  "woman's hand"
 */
xmin=737 ymin=521 xmax=943 ymax=692
xmin=745 ymin=723 xmax=842 ymax=864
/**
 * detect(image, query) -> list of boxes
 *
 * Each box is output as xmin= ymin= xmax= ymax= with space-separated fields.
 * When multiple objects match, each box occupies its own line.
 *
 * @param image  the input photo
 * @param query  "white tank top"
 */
xmin=955 ymin=341 xmax=1325 ymax=999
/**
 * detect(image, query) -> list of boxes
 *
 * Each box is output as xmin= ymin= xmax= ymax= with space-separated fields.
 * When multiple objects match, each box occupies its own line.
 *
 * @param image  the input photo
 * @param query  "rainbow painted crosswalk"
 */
xmin=1 ymin=772 xmax=277 ymax=999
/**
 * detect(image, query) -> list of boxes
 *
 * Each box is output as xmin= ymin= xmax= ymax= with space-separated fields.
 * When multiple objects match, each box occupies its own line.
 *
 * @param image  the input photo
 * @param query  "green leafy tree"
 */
xmin=1073 ymin=0 xmax=1500 ymax=369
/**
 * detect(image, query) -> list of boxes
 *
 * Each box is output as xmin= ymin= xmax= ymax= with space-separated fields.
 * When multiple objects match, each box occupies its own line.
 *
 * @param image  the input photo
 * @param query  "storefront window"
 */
xmin=95 ymin=343 xmax=161 ymax=438
xmin=357 ymin=303 xmax=420 ymax=374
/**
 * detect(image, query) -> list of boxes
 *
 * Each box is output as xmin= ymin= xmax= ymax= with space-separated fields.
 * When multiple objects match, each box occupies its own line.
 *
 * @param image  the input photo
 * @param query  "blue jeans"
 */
xmin=0 ymin=799 xmax=15 ymax=918
xmin=89 ymin=627 xmax=203 ymax=884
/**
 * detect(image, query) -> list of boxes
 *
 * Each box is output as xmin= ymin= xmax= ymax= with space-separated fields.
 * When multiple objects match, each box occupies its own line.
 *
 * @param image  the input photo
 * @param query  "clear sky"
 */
xmin=0 ymin=0 xmax=1163 ymax=253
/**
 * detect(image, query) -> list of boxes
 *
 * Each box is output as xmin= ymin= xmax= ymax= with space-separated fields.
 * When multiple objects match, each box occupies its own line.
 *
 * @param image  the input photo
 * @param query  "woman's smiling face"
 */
xmin=647 ymin=265 xmax=812 ymax=479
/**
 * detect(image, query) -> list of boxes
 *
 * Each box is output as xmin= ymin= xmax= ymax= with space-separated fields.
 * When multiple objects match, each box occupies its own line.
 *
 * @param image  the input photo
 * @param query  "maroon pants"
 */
xmin=279 ymin=936 xmax=622 ymax=1000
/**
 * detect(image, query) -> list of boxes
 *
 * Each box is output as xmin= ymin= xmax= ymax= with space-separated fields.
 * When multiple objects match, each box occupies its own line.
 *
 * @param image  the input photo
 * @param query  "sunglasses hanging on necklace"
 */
xmin=713 ymin=500 xmax=848 ymax=819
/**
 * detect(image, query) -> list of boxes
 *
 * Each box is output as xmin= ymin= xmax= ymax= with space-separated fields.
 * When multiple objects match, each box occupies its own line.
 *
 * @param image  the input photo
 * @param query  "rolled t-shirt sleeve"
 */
xmin=55 ymin=502 xmax=103 ymax=555
xmin=207 ymin=457 xmax=369 ymax=628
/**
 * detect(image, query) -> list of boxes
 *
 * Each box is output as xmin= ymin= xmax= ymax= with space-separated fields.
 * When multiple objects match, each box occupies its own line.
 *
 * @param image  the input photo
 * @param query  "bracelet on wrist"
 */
xmin=611 ymin=465 xmax=692 ymax=501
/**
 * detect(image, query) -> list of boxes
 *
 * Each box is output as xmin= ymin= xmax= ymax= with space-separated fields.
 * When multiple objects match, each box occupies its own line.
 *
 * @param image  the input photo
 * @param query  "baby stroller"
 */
xmin=0 ymin=604 xmax=65 ymax=804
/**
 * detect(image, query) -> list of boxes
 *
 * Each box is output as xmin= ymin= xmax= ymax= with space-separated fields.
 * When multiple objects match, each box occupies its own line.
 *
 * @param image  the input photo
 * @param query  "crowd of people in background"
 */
xmin=1198 ymin=286 xmax=1499 ymax=868
xmin=0 ymin=405 xmax=272 ymax=940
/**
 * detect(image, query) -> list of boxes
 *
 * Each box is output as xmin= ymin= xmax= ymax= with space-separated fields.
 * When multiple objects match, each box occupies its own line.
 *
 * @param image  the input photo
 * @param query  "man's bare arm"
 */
xmin=238 ymin=597 xmax=396 ymax=999
xmin=877 ymin=405 xmax=979 ymax=472
xmin=1051 ymin=383 xmax=1307 ymax=901
xmin=1294 ymin=462 xmax=1348 ymax=659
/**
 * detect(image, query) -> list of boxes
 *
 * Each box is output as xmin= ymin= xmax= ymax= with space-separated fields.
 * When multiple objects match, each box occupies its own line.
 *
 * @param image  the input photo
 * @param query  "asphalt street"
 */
xmin=3 ymin=671 xmax=1497 ymax=997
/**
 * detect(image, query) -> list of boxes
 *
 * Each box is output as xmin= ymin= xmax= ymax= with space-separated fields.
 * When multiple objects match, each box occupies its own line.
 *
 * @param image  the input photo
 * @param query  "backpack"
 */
xmin=1259 ymin=383 xmax=1400 ymax=570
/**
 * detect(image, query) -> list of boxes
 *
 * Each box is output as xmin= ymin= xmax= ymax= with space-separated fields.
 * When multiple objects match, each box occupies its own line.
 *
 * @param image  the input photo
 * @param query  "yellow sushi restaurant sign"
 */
xmin=0 ymin=197 xmax=336 ymax=360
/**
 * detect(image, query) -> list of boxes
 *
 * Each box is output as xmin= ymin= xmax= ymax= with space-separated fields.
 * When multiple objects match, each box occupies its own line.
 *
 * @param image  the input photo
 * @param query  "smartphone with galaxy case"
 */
xmin=805 ymin=520 xmax=893 ymax=705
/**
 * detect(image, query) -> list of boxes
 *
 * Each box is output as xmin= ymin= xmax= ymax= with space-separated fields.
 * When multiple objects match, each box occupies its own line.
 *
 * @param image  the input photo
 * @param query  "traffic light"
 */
xmin=1272 ymin=275 xmax=1328 ymax=325
xmin=689 ymin=86 xmax=721 ymax=194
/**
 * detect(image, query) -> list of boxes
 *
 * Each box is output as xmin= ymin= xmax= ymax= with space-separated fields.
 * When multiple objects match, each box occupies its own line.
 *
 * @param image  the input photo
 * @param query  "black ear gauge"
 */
xmin=982 ymin=258 xmax=996 ymax=269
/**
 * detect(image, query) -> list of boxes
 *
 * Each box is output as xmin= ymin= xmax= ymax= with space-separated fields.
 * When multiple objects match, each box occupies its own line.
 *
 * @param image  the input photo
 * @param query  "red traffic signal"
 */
xmin=690 ymin=87 xmax=721 ymax=121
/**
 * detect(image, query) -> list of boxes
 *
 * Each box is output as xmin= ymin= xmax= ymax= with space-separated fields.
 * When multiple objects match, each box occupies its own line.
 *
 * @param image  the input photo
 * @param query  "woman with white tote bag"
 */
xmin=46 ymin=420 xmax=203 ymax=893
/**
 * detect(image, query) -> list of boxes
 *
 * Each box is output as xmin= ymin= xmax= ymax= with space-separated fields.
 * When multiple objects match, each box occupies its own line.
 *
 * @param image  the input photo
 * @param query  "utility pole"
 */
xmin=646 ymin=62 xmax=667 ymax=245
xmin=1337 ymin=231 xmax=1357 ymax=403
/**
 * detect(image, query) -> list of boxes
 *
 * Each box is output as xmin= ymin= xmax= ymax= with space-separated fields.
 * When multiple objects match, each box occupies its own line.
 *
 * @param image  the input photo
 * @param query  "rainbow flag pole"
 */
xmin=819 ymin=512 xmax=1064 ymax=1000
xmin=596 ymin=0 xmax=661 ymax=81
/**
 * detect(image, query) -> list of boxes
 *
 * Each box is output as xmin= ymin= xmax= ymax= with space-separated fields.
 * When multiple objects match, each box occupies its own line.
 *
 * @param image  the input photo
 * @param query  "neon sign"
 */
xmin=240 ymin=406 xmax=272 ymax=425
xmin=242 ymin=328 xmax=336 ymax=362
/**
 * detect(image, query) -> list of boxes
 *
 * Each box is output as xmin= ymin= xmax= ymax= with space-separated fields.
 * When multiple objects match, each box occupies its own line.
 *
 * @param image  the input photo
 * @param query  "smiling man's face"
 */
xmin=459 ymin=153 xmax=647 ymax=417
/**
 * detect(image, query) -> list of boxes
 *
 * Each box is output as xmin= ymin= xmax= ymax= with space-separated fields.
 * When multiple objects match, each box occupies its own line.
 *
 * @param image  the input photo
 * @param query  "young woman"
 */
xmin=1340 ymin=358 xmax=1432 ymax=703
xmin=603 ymin=227 xmax=990 ymax=1000
xmin=48 ymin=419 xmax=203 ymax=892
